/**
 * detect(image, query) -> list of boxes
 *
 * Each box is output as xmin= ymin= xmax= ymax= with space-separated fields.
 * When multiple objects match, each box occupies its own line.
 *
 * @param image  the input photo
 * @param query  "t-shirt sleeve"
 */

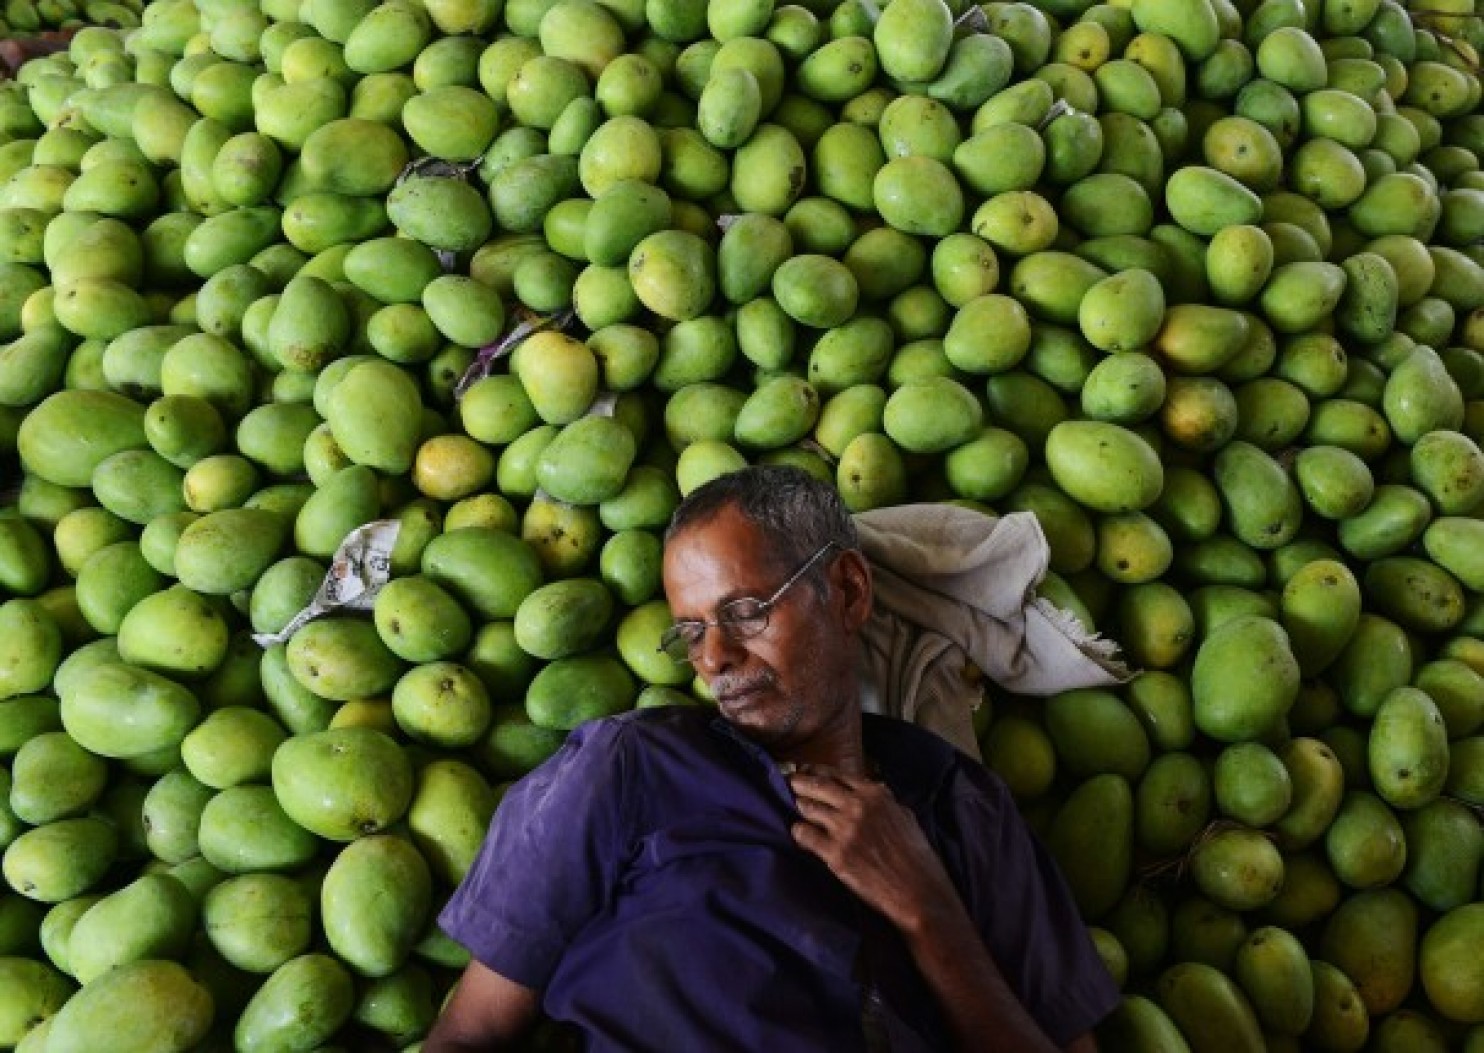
xmin=439 ymin=718 xmax=632 ymax=990
xmin=944 ymin=765 xmax=1122 ymax=1047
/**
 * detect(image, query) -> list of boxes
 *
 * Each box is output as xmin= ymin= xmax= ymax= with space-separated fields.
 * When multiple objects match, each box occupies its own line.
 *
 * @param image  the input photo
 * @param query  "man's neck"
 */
xmin=766 ymin=704 xmax=869 ymax=777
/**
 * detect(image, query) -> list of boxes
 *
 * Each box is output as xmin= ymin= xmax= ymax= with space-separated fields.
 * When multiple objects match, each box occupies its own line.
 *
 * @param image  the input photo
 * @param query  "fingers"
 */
xmin=785 ymin=769 xmax=882 ymax=808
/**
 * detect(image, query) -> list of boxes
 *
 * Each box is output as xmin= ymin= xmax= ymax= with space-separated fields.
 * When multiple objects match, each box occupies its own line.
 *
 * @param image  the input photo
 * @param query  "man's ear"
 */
xmin=831 ymin=548 xmax=874 ymax=631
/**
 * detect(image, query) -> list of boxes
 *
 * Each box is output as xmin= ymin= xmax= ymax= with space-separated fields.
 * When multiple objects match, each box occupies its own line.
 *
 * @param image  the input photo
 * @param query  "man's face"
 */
xmin=661 ymin=507 xmax=855 ymax=749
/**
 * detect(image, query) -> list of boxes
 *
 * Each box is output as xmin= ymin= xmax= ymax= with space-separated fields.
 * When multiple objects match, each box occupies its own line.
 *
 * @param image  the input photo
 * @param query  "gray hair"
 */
xmin=665 ymin=465 xmax=859 ymax=587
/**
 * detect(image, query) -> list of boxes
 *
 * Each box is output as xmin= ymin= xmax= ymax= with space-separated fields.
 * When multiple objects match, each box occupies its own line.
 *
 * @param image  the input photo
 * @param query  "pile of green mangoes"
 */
xmin=4 ymin=0 xmax=1484 ymax=1047
xmin=0 ymin=0 xmax=140 ymax=42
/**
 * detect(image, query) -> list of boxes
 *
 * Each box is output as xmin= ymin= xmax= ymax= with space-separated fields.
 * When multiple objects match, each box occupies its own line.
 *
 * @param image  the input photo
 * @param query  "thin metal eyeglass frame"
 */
xmin=658 ymin=540 xmax=843 ymax=664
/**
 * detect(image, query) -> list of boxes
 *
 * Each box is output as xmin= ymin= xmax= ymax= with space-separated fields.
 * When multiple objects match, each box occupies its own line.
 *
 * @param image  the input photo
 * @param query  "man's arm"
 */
xmin=423 ymin=960 xmax=541 ymax=1053
xmin=790 ymin=770 xmax=1089 ymax=1053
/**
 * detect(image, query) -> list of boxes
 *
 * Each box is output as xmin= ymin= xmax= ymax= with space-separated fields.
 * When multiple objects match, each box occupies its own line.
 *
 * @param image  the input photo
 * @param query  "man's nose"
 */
xmin=692 ymin=623 xmax=745 ymax=676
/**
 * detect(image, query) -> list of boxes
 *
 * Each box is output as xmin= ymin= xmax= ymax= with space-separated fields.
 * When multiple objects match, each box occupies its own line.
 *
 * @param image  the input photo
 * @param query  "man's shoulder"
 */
xmin=577 ymin=703 xmax=722 ymax=754
xmin=862 ymin=712 xmax=1014 ymax=815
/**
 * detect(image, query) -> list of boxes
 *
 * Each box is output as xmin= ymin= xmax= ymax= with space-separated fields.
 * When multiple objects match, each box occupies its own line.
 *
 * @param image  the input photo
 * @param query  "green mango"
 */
xmin=1190 ymin=827 xmax=1285 ymax=911
xmin=874 ymin=0 xmax=952 ymax=82
xmin=321 ymin=834 xmax=431 ymax=977
xmin=1255 ymin=26 xmax=1327 ymax=93
xmin=801 ymin=319 xmax=890 ymax=397
xmin=9 ymin=731 xmax=106 ymax=826
xmin=585 ymin=180 xmax=672 ymax=269
xmin=1096 ymin=996 xmax=1191 ymax=1053
xmin=53 ymin=508 xmax=132 ymax=581
xmin=326 ymin=359 xmax=421 ymax=474
xmin=834 ymin=432 xmax=906 ymax=513
xmin=1077 ymin=268 xmax=1165 ymax=354
xmin=1259 ymin=261 xmax=1347 ymax=334
xmin=1280 ymin=558 xmax=1361 ymax=676
xmin=872 ymin=155 xmax=964 ymax=238
xmin=599 ymin=465 xmax=680 ymax=533
xmin=403 ymin=86 xmax=499 ymax=162
xmin=1293 ymin=445 xmax=1373 ymax=521
xmin=391 ymin=661 xmax=491 ymax=749
xmin=1364 ymin=556 xmax=1465 ymax=635
xmin=1155 ymin=962 xmax=1264 ymax=1053
xmin=525 ymin=653 xmax=637 ymax=730
xmin=209 ymin=133 xmax=283 ymax=208
xmin=1410 ymin=430 xmax=1484 ymax=515
xmin=796 ymin=36 xmax=877 ymax=104
xmin=485 ymin=155 xmax=579 ymax=239
xmin=1336 ymin=251 xmax=1399 ymax=343
xmin=1383 ymin=345 xmax=1465 ymax=445
xmin=1403 ymin=799 xmax=1483 ymax=913
xmin=67 ymin=873 xmax=196 ymax=984
xmin=626 ymin=228 xmax=716 ymax=323
xmin=386 ymin=174 xmax=492 ymax=252
xmin=698 ymin=66 xmax=762 ymax=150
xmin=17 ymin=389 xmax=147 ymax=488
xmin=664 ymin=382 xmax=746 ymax=449
xmin=1135 ymin=752 xmax=1211 ymax=858
xmin=265 ymin=275 xmax=350 ymax=374
xmin=1212 ymin=741 xmax=1290 ymax=828
xmin=372 ymin=576 xmax=472 ymax=664
xmin=281 ymin=192 xmax=387 ymax=255
xmin=264 ymin=640 xmax=336 ymax=738
xmin=1192 ymin=615 xmax=1300 ymax=742
xmin=1214 ymin=440 xmax=1303 ymax=550
xmin=2 ymin=818 xmax=117 ymax=904
xmin=1336 ymin=484 xmax=1430 ymax=562
xmin=343 ymin=237 xmax=443 ymax=303
xmin=1045 ymin=420 xmax=1163 ymax=514
xmin=1009 ymin=252 xmax=1108 ymax=326
xmin=197 ymin=784 xmax=319 ymax=873
xmin=235 ymin=954 xmax=354 ymax=1053
xmin=513 ymin=330 xmax=601 ymax=425
xmin=117 ymin=585 xmax=228 ymax=680
xmin=140 ymin=769 xmax=214 ymax=865
xmin=46 ymin=960 xmax=211 ymax=1053
xmin=731 ymin=375 xmax=819 ymax=450
xmin=73 ymin=541 xmax=163 ymax=636
xmin=728 ymin=123 xmax=804 ymax=217
xmin=235 ymin=403 xmax=322 ymax=479
xmin=60 ymin=160 xmax=158 ymax=219
xmin=272 ymin=727 xmax=412 ymax=840
xmin=1423 ymin=517 xmax=1484 ymax=592
xmin=202 ymin=873 xmax=313 ymax=974
xmin=0 ymin=957 xmax=72 ymax=1047
xmin=1233 ymin=926 xmax=1313 ymax=1037
xmin=286 ymin=617 xmax=404 ymax=703
xmin=1326 ymin=789 xmax=1407 ymax=889
xmin=514 ymin=578 xmax=615 ymax=661
xmin=0 ymin=600 xmax=61 ymax=702
xmin=929 ymin=32 xmax=1014 ymax=111
xmin=877 ymin=376 xmax=978 ymax=455
xmin=135 ymin=391 xmax=221 ymax=474
xmin=343 ymin=0 xmax=432 ymax=73
xmin=293 ymin=464 xmax=379 ymax=560
xmin=1047 ymin=774 xmax=1132 ymax=920
xmin=0 ymin=515 xmax=49 ymax=598
xmin=181 ymin=707 xmax=287 ymax=790
xmin=536 ymin=415 xmax=639 ymax=505
xmin=250 ymin=558 xmax=327 ymax=641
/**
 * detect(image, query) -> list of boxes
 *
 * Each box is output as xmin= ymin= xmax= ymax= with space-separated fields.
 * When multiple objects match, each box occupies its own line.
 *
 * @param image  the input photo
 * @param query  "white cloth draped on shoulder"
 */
xmin=854 ymin=503 xmax=1132 ymax=758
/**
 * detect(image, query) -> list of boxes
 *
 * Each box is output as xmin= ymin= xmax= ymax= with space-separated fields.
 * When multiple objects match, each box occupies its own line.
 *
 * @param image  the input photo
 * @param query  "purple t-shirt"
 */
xmin=440 ymin=706 xmax=1119 ymax=1051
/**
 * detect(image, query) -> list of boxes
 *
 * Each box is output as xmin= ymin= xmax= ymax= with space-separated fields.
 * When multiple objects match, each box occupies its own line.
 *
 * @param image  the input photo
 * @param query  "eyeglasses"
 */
xmin=658 ymin=541 xmax=842 ymax=664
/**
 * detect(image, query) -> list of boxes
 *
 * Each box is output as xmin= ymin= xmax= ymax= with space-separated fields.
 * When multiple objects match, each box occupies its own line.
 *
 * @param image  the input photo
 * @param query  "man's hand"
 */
xmin=788 ymin=768 xmax=1066 ymax=1053
xmin=787 ymin=769 xmax=963 ymax=935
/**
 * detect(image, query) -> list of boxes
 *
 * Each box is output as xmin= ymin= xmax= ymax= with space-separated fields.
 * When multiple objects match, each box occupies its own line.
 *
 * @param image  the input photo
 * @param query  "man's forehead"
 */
xmin=663 ymin=511 xmax=776 ymax=593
